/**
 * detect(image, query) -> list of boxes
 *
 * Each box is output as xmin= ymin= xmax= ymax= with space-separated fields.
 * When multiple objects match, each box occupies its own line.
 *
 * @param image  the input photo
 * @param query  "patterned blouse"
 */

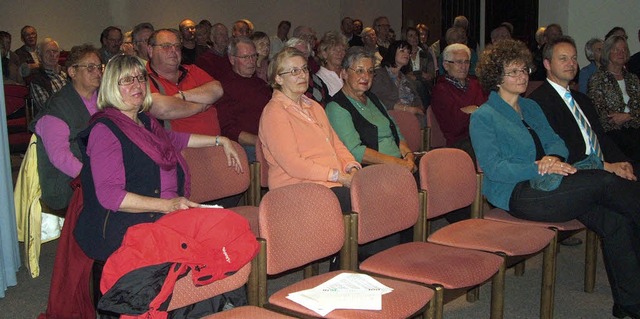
xmin=587 ymin=67 xmax=640 ymax=131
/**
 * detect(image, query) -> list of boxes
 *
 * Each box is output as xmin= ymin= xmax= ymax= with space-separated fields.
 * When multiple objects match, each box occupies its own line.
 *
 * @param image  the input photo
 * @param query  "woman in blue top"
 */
xmin=470 ymin=39 xmax=640 ymax=318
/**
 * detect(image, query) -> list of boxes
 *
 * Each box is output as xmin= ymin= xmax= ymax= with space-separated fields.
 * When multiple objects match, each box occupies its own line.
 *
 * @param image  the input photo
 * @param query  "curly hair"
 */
xmin=476 ymin=39 xmax=532 ymax=92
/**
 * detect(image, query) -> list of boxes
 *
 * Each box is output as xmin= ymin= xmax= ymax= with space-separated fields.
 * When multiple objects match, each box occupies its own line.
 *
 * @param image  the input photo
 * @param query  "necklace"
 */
xmin=608 ymin=69 xmax=623 ymax=76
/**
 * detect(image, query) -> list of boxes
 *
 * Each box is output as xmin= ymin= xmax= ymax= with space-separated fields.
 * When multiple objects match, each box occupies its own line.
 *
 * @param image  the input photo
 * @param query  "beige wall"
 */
xmin=0 ymin=0 xmax=401 ymax=51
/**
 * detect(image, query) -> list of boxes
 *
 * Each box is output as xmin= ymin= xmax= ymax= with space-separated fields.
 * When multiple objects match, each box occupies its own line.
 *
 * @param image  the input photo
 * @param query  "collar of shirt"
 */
xmin=444 ymin=73 xmax=469 ymax=91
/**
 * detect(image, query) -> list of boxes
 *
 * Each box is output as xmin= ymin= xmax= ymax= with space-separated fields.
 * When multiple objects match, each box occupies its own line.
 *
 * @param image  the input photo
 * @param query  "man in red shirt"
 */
xmin=146 ymin=28 xmax=223 ymax=136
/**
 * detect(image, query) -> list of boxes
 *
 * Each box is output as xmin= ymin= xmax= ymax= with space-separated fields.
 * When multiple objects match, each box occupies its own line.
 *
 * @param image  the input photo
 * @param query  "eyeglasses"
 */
xmin=118 ymin=74 xmax=147 ymax=86
xmin=235 ymin=53 xmax=258 ymax=60
xmin=153 ymin=43 xmax=182 ymax=51
xmin=278 ymin=65 xmax=309 ymax=76
xmin=73 ymin=63 xmax=104 ymax=73
xmin=503 ymin=67 xmax=532 ymax=77
xmin=349 ymin=67 xmax=375 ymax=76
xmin=444 ymin=59 xmax=471 ymax=66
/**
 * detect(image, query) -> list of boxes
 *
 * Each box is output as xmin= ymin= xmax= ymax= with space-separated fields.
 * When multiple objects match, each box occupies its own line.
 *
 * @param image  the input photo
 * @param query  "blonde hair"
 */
xmin=98 ymin=54 xmax=152 ymax=112
xmin=268 ymin=47 xmax=306 ymax=90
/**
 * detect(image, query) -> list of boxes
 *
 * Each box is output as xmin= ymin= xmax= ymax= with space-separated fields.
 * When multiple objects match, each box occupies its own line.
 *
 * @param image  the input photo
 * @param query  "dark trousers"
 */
xmin=509 ymin=169 xmax=640 ymax=306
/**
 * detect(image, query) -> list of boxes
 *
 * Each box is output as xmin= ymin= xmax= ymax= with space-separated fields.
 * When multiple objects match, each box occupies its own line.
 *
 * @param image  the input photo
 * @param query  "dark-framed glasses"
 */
xmin=153 ymin=43 xmax=182 ymax=51
xmin=349 ymin=67 xmax=375 ymax=76
xmin=503 ymin=67 xmax=532 ymax=77
xmin=118 ymin=74 xmax=147 ymax=86
xmin=235 ymin=53 xmax=258 ymax=60
xmin=444 ymin=59 xmax=470 ymax=66
xmin=278 ymin=65 xmax=309 ymax=76
xmin=73 ymin=63 xmax=104 ymax=73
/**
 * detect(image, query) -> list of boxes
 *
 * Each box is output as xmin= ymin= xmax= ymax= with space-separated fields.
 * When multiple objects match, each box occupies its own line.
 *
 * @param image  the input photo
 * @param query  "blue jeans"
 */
xmin=509 ymin=169 xmax=640 ymax=305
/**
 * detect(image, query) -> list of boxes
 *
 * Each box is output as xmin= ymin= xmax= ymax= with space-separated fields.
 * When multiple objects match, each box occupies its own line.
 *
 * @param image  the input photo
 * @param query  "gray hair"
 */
xmin=37 ymin=38 xmax=59 ymax=58
xmin=227 ymin=36 xmax=255 ymax=56
xmin=132 ymin=22 xmax=154 ymax=43
xmin=284 ymin=37 xmax=311 ymax=57
xmin=442 ymin=43 xmax=470 ymax=62
xmin=601 ymin=35 xmax=629 ymax=67
xmin=341 ymin=46 xmax=374 ymax=69
xmin=584 ymin=38 xmax=603 ymax=62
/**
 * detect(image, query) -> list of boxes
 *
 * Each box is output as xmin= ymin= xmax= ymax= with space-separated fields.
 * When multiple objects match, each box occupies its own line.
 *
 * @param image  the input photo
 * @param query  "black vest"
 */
xmin=330 ymin=90 xmax=400 ymax=151
xmin=74 ymin=113 xmax=186 ymax=261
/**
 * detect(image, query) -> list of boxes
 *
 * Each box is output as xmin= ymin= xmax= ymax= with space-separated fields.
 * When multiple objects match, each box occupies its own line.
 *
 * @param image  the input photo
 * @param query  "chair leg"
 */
xmin=303 ymin=263 xmax=319 ymax=278
xmin=490 ymin=256 xmax=506 ymax=319
xmin=584 ymin=229 xmax=598 ymax=293
xmin=540 ymin=234 xmax=557 ymax=319
xmin=466 ymin=287 xmax=479 ymax=302
xmin=247 ymin=258 xmax=259 ymax=306
xmin=431 ymin=285 xmax=444 ymax=319
xmin=256 ymin=240 xmax=268 ymax=307
xmin=514 ymin=260 xmax=525 ymax=276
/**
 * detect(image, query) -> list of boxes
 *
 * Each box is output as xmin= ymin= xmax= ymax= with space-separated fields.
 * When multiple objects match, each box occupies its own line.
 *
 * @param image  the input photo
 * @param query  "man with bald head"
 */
xmin=179 ymin=19 xmax=206 ymax=64
xmin=373 ymin=16 xmax=391 ymax=49
xmin=30 ymin=38 xmax=68 ymax=111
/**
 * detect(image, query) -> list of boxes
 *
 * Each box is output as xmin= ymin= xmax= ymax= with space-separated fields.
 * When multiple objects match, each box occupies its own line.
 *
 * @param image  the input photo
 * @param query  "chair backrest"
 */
xmin=181 ymin=141 xmax=250 ymax=203
xmin=4 ymin=84 xmax=29 ymax=115
xmin=387 ymin=109 xmax=422 ymax=152
xmin=258 ymin=183 xmax=344 ymax=275
xmin=350 ymin=164 xmax=419 ymax=245
xmin=419 ymin=148 xmax=476 ymax=219
xmin=525 ymin=81 xmax=544 ymax=97
xmin=426 ymin=107 xmax=446 ymax=149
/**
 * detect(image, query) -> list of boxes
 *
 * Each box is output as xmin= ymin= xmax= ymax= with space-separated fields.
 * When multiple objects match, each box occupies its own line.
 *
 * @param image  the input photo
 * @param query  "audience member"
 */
xmin=326 ymin=47 xmax=414 ymax=171
xmin=341 ymin=17 xmax=362 ymax=47
xmin=530 ymin=35 xmax=638 ymax=178
xmin=373 ymin=16 xmax=391 ymax=49
xmin=471 ymin=38 xmax=640 ymax=319
xmin=431 ymin=43 xmax=487 ymax=157
xmin=405 ymin=26 xmax=436 ymax=106
xmin=284 ymin=37 xmax=329 ymax=105
xmin=120 ymin=31 xmax=136 ymax=56
xmin=216 ymin=36 xmax=272 ymax=162
xmin=131 ymin=22 xmax=154 ymax=61
xmin=195 ymin=22 xmax=212 ymax=49
xmin=627 ymin=28 xmax=640 ymax=77
xmin=232 ymin=20 xmax=251 ymax=38
xmin=292 ymin=25 xmax=317 ymax=52
xmin=195 ymin=23 xmax=232 ymax=80
xmin=605 ymin=26 xmax=627 ymax=40
xmin=361 ymin=27 xmax=384 ymax=67
xmin=250 ymin=31 xmax=270 ymax=82
xmin=72 ymin=56 xmax=242 ymax=309
xmin=30 ymin=44 xmax=102 ymax=210
xmin=179 ymin=19 xmax=205 ymax=65
xmin=416 ymin=23 xmax=438 ymax=74
xmin=588 ymin=35 xmax=640 ymax=161
xmin=146 ymin=29 xmax=223 ymax=136
xmin=352 ymin=19 xmax=363 ymax=37
xmin=0 ymin=31 xmax=23 ymax=84
xmin=438 ymin=27 xmax=478 ymax=76
xmin=258 ymin=47 xmax=360 ymax=213
xmin=30 ymin=38 xmax=68 ymax=112
xmin=370 ymin=40 xmax=425 ymax=126
xmin=269 ymin=20 xmax=290 ymax=59
xmin=316 ymin=31 xmax=347 ymax=97
xmin=99 ymin=26 xmax=122 ymax=64
xmin=15 ymin=25 xmax=40 ymax=76
xmin=490 ymin=25 xmax=512 ymax=44
xmin=578 ymin=38 xmax=603 ymax=93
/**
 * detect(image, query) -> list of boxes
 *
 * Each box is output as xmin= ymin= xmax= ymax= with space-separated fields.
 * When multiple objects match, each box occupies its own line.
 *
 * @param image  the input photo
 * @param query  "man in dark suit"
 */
xmin=530 ymin=36 xmax=640 ymax=318
xmin=529 ymin=36 xmax=637 ymax=180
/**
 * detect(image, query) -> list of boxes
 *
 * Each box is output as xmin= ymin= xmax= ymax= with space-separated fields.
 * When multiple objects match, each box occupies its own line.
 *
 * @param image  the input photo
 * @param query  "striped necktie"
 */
xmin=564 ymin=90 xmax=603 ymax=160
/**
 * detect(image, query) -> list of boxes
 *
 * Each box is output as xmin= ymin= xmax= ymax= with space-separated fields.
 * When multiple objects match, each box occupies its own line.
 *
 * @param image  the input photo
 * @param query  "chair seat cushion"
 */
xmin=360 ymin=242 xmax=503 ymax=289
xmin=202 ymin=305 xmax=295 ymax=318
xmin=484 ymin=208 xmax=585 ymax=231
xmin=428 ymin=219 xmax=556 ymax=256
xmin=269 ymin=270 xmax=433 ymax=319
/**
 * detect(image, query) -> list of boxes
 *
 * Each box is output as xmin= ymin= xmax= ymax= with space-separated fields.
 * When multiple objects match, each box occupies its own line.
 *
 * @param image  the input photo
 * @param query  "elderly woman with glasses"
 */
xmin=370 ymin=40 xmax=425 ymax=126
xmin=471 ymin=39 xmax=640 ymax=318
xmin=588 ymin=35 xmax=640 ymax=161
xmin=30 ymin=44 xmax=103 ymax=211
xmin=74 ymin=54 xmax=242 ymax=264
xmin=259 ymin=47 xmax=360 ymax=212
xmin=326 ymin=46 xmax=415 ymax=172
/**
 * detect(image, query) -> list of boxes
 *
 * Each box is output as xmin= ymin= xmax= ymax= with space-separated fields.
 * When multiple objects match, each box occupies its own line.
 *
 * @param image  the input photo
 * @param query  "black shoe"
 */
xmin=613 ymin=303 xmax=640 ymax=319
xmin=560 ymin=237 xmax=582 ymax=246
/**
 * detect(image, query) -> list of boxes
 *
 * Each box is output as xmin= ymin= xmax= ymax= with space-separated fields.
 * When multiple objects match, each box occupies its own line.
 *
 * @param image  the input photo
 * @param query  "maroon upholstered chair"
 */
xmin=351 ymin=164 xmax=505 ymax=319
xmin=387 ymin=109 xmax=423 ymax=152
xmin=426 ymin=107 xmax=446 ymax=150
xmin=181 ymin=142 xmax=258 ymax=235
xmin=200 ymin=305 xmax=295 ymax=318
xmin=419 ymin=148 xmax=558 ymax=319
xmin=251 ymin=183 xmax=434 ymax=318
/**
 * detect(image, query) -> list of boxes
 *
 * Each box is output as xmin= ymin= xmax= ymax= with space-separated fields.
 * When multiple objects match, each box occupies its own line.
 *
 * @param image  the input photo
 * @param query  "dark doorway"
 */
xmin=485 ymin=0 xmax=539 ymax=48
